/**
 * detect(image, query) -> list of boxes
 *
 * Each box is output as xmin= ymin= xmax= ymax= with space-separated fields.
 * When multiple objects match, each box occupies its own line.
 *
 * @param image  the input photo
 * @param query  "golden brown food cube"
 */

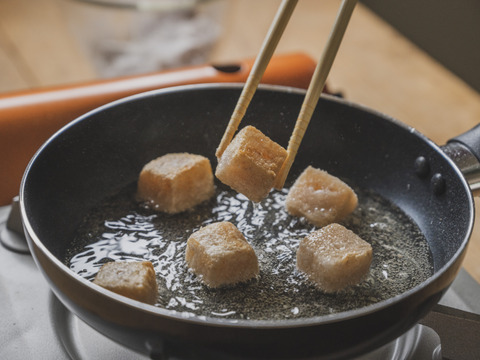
xmin=286 ymin=166 xmax=358 ymax=226
xmin=137 ymin=153 xmax=214 ymax=213
xmin=93 ymin=261 xmax=158 ymax=305
xmin=216 ymin=126 xmax=287 ymax=202
xmin=296 ymin=223 xmax=372 ymax=293
xmin=185 ymin=221 xmax=259 ymax=287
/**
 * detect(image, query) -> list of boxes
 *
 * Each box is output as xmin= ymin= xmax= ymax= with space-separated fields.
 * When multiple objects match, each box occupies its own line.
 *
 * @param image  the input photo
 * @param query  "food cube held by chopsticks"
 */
xmin=216 ymin=0 xmax=358 ymax=201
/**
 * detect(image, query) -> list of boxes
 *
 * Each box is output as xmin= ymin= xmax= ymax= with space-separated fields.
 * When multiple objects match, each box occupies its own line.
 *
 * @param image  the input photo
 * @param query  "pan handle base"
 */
xmin=442 ymin=141 xmax=480 ymax=196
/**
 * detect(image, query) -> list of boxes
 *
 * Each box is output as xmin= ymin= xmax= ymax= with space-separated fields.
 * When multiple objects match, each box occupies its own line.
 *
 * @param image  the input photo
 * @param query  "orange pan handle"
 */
xmin=0 ymin=52 xmax=316 ymax=206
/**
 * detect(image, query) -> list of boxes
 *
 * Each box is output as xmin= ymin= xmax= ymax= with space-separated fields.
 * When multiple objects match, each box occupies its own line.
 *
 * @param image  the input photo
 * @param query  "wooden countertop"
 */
xmin=1 ymin=0 xmax=480 ymax=283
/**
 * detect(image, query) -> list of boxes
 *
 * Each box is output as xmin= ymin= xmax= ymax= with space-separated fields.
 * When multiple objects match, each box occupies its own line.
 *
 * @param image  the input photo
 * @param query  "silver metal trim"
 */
xmin=441 ymin=142 xmax=480 ymax=197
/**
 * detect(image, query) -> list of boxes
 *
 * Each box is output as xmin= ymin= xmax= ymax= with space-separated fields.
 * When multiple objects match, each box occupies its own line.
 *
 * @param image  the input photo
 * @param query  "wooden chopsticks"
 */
xmin=215 ymin=0 xmax=299 ymax=159
xmin=274 ymin=0 xmax=358 ymax=188
xmin=216 ymin=0 xmax=358 ymax=188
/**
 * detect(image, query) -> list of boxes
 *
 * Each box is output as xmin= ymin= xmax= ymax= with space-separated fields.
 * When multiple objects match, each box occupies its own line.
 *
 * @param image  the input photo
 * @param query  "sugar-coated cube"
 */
xmin=286 ymin=166 xmax=358 ymax=226
xmin=185 ymin=221 xmax=259 ymax=287
xmin=93 ymin=261 xmax=158 ymax=304
xmin=137 ymin=153 xmax=214 ymax=213
xmin=216 ymin=126 xmax=287 ymax=202
xmin=296 ymin=223 xmax=372 ymax=293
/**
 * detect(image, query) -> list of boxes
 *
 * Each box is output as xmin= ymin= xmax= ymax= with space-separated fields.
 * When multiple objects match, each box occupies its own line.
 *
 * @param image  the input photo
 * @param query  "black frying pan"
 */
xmin=20 ymin=84 xmax=477 ymax=359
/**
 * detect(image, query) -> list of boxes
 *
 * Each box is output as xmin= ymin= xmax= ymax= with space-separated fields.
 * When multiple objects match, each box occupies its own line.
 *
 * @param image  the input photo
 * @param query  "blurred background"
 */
xmin=1 ymin=0 xmax=480 ymax=282
xmin=0 ymin=0 xmax=478 ymax=144
xmin=57 ymin=0 xmax=228 ymax=78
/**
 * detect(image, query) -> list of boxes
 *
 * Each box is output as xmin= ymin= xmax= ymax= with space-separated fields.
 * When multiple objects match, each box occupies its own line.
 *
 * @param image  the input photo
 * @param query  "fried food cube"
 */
xmin=286 ymin=166 xmax=358 ymax=227
xmin=297 ymin=223 xmax=372 ymax=293
xmin=93 ymin=261 xmax=158 ymax=305
xmin=216 ymin=126 xmax=287 ymax=202
xmin=185 ymin=221 xmax=259 ymax=287
xmin=137 ymin=153 xmax=214 ymax=213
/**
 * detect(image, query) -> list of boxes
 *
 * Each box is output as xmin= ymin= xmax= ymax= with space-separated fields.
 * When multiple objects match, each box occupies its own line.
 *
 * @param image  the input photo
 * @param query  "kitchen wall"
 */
xmin=362 ymin=0 xmax=480 ymax=93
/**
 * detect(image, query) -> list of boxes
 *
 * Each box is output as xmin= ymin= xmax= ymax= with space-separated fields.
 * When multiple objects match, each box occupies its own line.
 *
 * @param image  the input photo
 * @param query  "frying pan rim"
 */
xmin=20 ymin=83 xmax=475 ymax=329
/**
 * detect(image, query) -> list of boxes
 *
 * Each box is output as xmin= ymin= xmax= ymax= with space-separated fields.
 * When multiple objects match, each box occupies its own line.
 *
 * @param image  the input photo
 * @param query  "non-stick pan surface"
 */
xmin=20 ymin=84 xmax=473 ymax=359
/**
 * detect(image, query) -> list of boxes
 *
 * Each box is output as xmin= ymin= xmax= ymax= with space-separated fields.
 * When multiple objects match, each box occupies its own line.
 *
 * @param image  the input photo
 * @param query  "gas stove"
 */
xmin=1 ymin=201 xmax=479 ymax=360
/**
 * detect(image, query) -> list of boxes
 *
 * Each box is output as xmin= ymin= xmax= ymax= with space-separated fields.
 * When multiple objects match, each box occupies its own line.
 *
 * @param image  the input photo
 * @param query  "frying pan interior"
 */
xmin=21 ymin=84 xmax=473 ymax=358
xmin=23 ymin=84 xmax=471 ymax=268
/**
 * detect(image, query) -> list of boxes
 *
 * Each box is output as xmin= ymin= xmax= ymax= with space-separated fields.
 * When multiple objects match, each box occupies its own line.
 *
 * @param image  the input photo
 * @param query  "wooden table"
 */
xmin=1 ymin=0 xmax=480 ymax=283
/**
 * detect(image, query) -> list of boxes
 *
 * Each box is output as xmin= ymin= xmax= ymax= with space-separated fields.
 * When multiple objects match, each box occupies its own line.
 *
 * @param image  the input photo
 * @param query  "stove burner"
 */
xmin=50 ymin=291 xmax=441 ymax=360
xmin=0 ymin=197 xmax=29 ymax=254
xmin=50 ymin=294 xmax=146 ymax=359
